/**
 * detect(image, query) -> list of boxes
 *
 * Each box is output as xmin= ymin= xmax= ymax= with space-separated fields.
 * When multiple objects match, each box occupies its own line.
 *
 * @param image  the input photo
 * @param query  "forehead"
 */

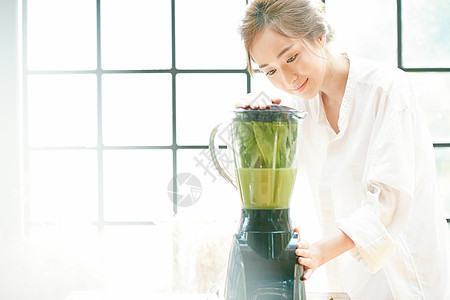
xmin=250 ymin=28 xmax=303 ymax=66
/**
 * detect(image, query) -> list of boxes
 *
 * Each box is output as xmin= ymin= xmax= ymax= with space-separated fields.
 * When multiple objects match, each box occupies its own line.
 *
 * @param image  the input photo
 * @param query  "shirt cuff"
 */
xmin=336 ymin=207 xmax=396 ymax=273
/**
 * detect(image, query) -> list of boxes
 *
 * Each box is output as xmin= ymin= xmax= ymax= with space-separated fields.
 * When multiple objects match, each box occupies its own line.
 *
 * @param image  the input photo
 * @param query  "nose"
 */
xmin=280 ymin=66 xmax=297 ymax=87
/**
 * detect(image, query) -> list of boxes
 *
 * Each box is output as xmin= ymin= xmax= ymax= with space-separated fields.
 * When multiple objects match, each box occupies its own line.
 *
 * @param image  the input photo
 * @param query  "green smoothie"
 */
xmin=236 ymin=168 xmax=298 ymax=209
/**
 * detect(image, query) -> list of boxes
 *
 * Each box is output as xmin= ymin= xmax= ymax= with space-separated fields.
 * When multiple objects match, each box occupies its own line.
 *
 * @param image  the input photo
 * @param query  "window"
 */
xmin=22 ymin=0 xmax=249 ymax=298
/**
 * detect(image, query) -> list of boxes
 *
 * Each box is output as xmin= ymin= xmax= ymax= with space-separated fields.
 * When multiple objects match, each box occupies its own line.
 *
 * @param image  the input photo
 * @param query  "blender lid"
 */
xmin=234 ymin=103 xmax=307 ymax=119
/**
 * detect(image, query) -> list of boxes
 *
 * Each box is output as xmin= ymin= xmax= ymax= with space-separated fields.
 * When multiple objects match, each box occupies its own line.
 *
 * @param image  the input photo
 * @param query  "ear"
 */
xmin=316 ymin=34 xmax=326 ymax=49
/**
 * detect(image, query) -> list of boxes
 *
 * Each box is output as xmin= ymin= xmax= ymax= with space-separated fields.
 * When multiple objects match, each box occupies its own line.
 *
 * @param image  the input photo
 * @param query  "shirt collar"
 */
xmin=315 ymin=54 xmax=356 ymax=138
xmin=337 ymin=54 xmax=355 ymax=137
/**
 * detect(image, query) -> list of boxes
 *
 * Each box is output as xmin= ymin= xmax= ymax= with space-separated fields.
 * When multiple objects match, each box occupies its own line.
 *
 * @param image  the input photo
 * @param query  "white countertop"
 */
xmin=66 ymin=291 xmax=350 ymax=300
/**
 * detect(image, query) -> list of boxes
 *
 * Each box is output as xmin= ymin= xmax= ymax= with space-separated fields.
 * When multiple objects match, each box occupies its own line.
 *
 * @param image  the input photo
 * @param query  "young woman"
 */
xmin=237 ymin=0 xmax=450 ymax=298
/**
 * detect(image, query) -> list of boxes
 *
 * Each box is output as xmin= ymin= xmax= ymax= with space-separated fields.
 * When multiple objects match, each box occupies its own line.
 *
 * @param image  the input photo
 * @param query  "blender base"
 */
xmin=224 ymin=209 xmax=307 ymax=300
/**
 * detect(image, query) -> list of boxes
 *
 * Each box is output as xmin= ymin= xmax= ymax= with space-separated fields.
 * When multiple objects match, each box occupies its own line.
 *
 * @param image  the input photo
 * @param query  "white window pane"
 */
xmin=326 ymin=0 xmax=397 ymax=65
xmin=28 ymin=74 xmax=97 ymax=147
xmin=176 ymin=149 xmax=241 ymax=221
xmin=27 ymin=0 xmax=96 ymax=70
xmin=403 ymin=0 xmax=450 ymax=68
xmin=102 ymin=226 xmax=173 ymax=293
xmin=176 ymin=73 xmax=247 ymax=145
xmin=29 ymin=150 xmax=98 ymax=223
xmin=435 ymin=148 xmax=450 ymax=218
xmin=101 ymin=0 xmax=171 ymax=70
xmin=176 ymin=0 xmax=247 ymax=69
xmin=102 ymin=74 xmax=172 ymax=146
xmin=103 ymin=150 xmax=173 ymax=222
xmin=407 ymin=73 xmax=450 ymax=143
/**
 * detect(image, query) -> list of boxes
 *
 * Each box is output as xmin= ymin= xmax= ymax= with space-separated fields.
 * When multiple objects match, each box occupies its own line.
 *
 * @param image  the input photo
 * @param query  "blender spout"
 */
xmin=294 ymin=111 xmax=308 ymax=120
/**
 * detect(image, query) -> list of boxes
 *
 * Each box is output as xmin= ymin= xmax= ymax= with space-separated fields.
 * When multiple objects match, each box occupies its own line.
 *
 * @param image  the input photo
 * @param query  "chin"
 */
xmin=282 ymin=84 xmax=318 ymax=99
xmin=289 ymin=89 xmax=317 ymax=100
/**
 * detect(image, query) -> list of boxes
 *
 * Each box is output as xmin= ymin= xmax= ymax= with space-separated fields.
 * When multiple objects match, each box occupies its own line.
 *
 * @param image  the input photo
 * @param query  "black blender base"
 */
xmin=224 ymin=209 xmax=307 ymax=300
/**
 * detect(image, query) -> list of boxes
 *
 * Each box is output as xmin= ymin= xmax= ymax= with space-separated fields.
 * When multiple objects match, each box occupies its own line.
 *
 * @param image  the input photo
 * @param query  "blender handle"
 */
xmin=209 ymin=122 xmax=237 ymax=190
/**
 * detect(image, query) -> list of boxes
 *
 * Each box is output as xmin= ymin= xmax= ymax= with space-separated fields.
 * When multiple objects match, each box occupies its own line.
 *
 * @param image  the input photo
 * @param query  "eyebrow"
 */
xmin=258 ymin=44 xmax=295 ymax=69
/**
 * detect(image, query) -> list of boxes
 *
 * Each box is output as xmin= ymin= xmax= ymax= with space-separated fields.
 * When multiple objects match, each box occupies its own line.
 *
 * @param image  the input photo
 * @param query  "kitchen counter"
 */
xmin=66 ymin=291 xmax=351 ymax=300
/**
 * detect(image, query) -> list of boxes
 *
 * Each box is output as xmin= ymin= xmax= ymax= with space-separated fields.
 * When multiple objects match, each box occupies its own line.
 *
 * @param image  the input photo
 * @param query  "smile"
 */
xmin=292 ymin=79 xmax=308 ymax=93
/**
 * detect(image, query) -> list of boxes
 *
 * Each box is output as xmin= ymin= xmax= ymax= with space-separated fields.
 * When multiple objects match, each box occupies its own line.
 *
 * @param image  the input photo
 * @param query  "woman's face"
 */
xmin=250 ymin=28 xmax=327 ymax=99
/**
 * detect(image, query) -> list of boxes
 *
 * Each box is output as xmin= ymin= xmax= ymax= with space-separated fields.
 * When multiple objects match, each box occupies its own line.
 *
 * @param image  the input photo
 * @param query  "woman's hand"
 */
xmin=294 ymin=228 xmax=322 ymax=281
xmin=293 ymin=227 xmax=355 ymax=280
xmin=235 ymin=91 xmax=282 ymax=109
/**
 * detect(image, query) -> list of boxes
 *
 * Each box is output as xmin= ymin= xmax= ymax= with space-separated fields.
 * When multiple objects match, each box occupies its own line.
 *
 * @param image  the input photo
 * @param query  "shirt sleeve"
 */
xmin=336 ymin=75 xmax=417 ymax=273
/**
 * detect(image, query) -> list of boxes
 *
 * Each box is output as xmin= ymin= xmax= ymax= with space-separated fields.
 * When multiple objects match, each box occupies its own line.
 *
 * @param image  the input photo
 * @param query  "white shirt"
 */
xmin=290 ymin=56 xmax=450 ymax=299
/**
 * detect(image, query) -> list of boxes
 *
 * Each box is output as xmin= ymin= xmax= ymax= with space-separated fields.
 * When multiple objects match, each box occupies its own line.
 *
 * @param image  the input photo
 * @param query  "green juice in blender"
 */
xmin=236 ymin=168 xmax=297 ymax=209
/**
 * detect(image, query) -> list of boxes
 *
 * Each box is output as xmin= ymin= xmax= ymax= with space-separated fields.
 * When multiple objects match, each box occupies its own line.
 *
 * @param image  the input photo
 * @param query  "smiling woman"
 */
xmin=238 ymin=0 xmax=450 ymax=298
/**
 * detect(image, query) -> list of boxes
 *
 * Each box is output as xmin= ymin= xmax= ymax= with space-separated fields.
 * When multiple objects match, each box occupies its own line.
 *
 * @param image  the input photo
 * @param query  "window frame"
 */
xmin=21 ymin=0 xmax=450 ymax=238
xmin=21 ymin=0 xmax=251 ymax=236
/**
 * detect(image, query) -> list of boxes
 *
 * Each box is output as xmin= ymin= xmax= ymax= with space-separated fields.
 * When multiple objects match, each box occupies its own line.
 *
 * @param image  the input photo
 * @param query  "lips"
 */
xmin=292 ymin=79 xmax=308 ymax=93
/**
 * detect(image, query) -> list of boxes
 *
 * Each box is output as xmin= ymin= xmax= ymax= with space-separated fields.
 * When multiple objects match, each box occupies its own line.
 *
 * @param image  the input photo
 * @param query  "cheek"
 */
xmin=305 ymin=58 xmax=325 ymax=86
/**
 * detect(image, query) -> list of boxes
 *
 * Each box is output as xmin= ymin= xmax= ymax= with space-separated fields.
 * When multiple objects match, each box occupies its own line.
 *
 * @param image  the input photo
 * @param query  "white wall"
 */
xmin=0 ymin=0 xmax=21 ymax=242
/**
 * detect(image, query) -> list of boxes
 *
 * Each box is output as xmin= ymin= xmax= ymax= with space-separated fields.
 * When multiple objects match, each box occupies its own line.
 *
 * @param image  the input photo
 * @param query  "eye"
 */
xmin=266 ymin=69 xmax=276 ymax=76
xmin=287 ymin=54 xmax=297 ymax=63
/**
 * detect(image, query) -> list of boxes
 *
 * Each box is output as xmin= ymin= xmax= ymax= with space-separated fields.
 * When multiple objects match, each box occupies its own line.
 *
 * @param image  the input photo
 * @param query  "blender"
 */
xmin=209 ymin=104 xmax=307 ymax=300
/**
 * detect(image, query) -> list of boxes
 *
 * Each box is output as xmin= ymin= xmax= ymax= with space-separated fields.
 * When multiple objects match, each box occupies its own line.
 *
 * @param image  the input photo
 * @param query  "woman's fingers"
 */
xmin=303 ymin=268 xmax=314 ymax=281
xmin=295 ymin=248 xmax=310 ymax=258
xmin=294 ymin=237 xmax=318 ymax=281
xmin=235 ymin=98 xmax=250 ymax=108
xmin=253 ymin=94 xmax=272 ymax=109
xmin=272 ymin=98 xmax=282 ymax=104
xmin=296 ymin=240 xmax=309 ymax=249
xmin=235 ymin=92 xmax=282 ymax=109
xmin=297 ymin=256 xmax=314 ymax=268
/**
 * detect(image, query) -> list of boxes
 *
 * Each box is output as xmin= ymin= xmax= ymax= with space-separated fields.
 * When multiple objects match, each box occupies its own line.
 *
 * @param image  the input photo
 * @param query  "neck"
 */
xmin=320 ymin=52 xmax=350 ymax=104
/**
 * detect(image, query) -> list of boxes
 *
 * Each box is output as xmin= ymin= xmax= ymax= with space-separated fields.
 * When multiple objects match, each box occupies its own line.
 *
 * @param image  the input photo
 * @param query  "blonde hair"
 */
xmin=240 ymin=0 xmax=334 ymax=75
